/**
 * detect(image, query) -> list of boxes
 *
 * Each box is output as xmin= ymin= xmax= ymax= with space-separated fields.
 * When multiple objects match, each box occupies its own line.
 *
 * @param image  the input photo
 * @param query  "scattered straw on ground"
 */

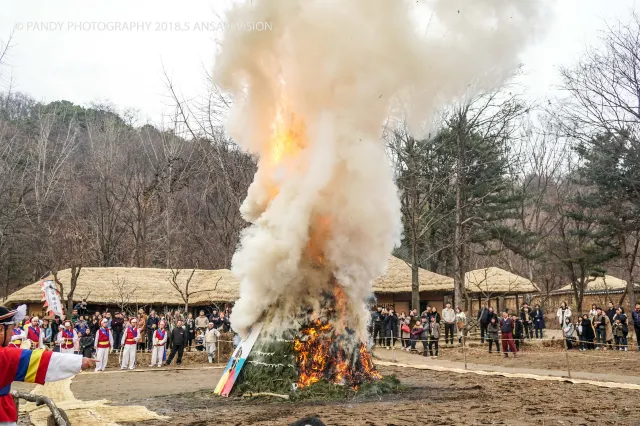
xmin=21 ymin=375 xmax=168 ymax=426
xmin=375 ymin=360 xmax=640 ymax=391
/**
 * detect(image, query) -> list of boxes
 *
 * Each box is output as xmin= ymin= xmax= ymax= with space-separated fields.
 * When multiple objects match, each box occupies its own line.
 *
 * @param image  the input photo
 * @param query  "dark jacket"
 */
xmin=532 ymin=308 xmax=545 ymax=329
xmin=514 ymin=319 xmax=524 ymax=338
xmin=430 ymin=312 xmax=441 ymax=324
xmin=79 ymin=335 xmax=94 ymax=358
xmin=581 ymin=318 xmax=595 ymax=340
xmin=372 ymin=311 xmax=382 ymax=325
xmin=478 ymin=307 xmax=490 ymax=324
xmin=487 ymin=322 xmax=500 ymax=340
xmin=384 ymin=313 xmax=398 ymax=334
xmin=185 ymin=318 xmax=195 ymax=336
xmin=146 ymin=315 xmax=160 ymax=331
xmin=171 ymin=326 xmax=186 ymax=346
xmin=499 ymin=317 xmax=514 ymax=334
xmin=614 ymin=313 xmax=628 ymax=333
xmin=632 ymin=310 xmax=640 ymax=328
xmin=51 ymin=320 xmax=60 ymax=339
xmin=606 ymin=308 xmax=616 ymax=324
xmin=111 ymin=317 xmax=124 ymax=332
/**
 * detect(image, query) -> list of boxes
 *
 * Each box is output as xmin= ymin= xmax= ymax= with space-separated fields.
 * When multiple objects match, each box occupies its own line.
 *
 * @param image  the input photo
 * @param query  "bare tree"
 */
xmin=168 ymin=267 xmax=218 ymax=312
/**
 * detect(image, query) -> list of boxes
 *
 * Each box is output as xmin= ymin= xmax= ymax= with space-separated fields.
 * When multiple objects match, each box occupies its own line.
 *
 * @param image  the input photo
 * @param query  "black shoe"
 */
xmin=166 ymin=362 xmax=171 ymax=366
xmin=177 ymin=362 xmax=181 ymax=366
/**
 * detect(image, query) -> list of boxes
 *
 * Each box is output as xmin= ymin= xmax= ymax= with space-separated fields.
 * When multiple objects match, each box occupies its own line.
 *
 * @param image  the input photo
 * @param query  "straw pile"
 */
xmin=372 ymin=256 xmax=454 ymax=293
xmin=4 ymin=267 xmax=240 ymax=306
xmin=465 ymin=267 xmax=539 ymax=295
xmin=21 ymin=376 xmax=167 ymax=426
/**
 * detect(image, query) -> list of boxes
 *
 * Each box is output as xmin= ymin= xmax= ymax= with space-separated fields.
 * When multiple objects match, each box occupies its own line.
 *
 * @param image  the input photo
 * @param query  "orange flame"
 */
xmin=293 ymin=318 xmax=381 ymax=389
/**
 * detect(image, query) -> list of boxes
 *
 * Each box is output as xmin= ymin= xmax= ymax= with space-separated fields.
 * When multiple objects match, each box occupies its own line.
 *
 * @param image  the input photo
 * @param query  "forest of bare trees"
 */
xmin=2 ymin=15 xmax=640 ymax=312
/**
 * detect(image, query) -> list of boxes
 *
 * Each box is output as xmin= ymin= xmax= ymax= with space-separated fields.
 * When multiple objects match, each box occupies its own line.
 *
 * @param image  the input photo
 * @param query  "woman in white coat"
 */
xmin=557 ymin=301 xmax=572 ymax=329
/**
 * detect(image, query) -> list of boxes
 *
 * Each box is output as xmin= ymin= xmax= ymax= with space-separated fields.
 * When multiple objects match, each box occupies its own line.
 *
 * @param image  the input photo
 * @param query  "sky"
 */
xmin=0 ymin=0 xmax=637 ymax=125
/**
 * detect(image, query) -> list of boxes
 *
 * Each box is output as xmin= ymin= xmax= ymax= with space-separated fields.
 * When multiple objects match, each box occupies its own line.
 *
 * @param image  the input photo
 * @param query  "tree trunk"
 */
xmin=411 ymin=263 xmax=419 ymax=312
xmin=619 ymin=233 xmax=638 ymax=309
xmin=66 ymin=265 xmax=82 ymax=314
xmin=453 ymin=121 xmax=466 ymax=312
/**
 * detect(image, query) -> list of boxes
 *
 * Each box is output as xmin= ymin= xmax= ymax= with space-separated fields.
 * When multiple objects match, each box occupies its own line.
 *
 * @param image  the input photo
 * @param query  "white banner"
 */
xmin=42 ymin=280 xmax=64 ymax=317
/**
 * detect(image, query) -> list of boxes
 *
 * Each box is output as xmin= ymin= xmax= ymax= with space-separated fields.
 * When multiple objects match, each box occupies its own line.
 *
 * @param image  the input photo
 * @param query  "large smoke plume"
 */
xmin=215 ymin=0 xmax=549 ymax=341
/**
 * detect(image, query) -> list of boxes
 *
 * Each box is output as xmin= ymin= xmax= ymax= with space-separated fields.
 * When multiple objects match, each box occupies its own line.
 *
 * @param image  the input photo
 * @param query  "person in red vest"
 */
xmin=120 ymin=318 xmax=140 ymax=370
xmin=0 ymin=304 xmax=95 ymax=425
xmin=150 ymin=320 xmax=168 ymax=368
xmin=93 ymin=318 xmax=113 ymax=372
xmin=25 ymin=316 xmax=44 ymax=350
xmin=55 ymin=321 xmax=78 ymax=354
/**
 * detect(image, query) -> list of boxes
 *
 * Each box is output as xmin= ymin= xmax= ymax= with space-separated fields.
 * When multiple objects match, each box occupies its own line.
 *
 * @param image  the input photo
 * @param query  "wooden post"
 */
xmin=463 ymin=334 xmax=468 ymax=370
xmin=563 ymin=331 xmax=571 ymax=378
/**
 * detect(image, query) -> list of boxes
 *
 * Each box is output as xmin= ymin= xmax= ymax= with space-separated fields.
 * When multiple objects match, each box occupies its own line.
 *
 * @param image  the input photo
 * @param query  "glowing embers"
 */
xmin=293 ymin=319 xmax=382 ymax=389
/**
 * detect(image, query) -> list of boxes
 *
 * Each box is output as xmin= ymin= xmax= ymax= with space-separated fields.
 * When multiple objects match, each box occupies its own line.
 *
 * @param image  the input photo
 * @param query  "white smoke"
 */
xmin=215 ymin=0 xmax=550 ymax=340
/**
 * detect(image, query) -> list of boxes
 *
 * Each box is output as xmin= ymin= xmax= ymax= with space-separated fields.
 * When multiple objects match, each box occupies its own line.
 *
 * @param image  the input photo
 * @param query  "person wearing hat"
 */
xmin=120 ymin=317 xmax=140 ymax=370
xmin=204 ymin=321 xmax=221 ymax=363
xmin=94 ymin=318 xmax=113 ymax=372
xmin=150 ymin=320 xmax=168 ymax=367
xmin=25 ymin=315 xmax=44 ymax=350
xmin=0 ymin=305 xmax=95 ymax=425
xmin=56 ymin=320 xmax=78 ymax=354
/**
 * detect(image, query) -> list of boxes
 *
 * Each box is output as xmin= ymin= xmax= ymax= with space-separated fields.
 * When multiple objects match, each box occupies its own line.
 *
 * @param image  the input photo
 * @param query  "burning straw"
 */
xmin=214 ymin=0 xmax=549 ymax=392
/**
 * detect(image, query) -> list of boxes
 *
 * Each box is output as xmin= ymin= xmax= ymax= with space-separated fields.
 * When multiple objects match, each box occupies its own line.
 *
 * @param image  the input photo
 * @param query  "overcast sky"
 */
xmin=0 ymin=0 xmax=637 ymax=125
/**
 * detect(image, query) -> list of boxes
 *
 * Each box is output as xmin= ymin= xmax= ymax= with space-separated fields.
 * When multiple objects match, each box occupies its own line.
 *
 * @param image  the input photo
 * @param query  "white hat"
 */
xmin=101 ymin=318 xmax=108 ymax=324
xmin=130 ymin=318 xmax=137 ymax=323
xmin=31 ymin=316 xmax=39 ymax=322
xmin=64 ymin=320 xmax=72 ymax=327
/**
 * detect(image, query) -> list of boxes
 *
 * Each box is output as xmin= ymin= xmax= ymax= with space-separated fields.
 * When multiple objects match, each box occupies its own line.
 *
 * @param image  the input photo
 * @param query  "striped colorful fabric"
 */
xmin=13 ymin=349 xmax=53 ymax=385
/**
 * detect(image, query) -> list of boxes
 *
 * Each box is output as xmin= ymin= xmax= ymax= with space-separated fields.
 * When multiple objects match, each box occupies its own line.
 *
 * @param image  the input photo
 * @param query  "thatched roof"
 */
xmin=552 ymin=275 xmax=630 ymax=295
xmin=3 ymin=267 xmax=240 ymax=307
xmin=372 ymin=256 xmax=454 ymax=293
xmin=465 ymin=267 xmax=539 ymax=294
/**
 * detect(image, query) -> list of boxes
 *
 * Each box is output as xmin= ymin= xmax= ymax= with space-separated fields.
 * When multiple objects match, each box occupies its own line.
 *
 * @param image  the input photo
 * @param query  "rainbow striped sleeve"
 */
xmin=13 ymin=349 xmax=53 ymax=385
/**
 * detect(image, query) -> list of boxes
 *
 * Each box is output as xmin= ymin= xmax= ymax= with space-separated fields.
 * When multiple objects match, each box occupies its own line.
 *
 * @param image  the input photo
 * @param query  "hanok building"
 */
xmin=466 ymin=267 xmax=540 ymax=313
xmin=3 ymin=267 xmax=240 ymax=317
xmin=540 ymin=275 xmax=639 ymax=312
xmin=372 ymin=256 xmax=454 ymax=314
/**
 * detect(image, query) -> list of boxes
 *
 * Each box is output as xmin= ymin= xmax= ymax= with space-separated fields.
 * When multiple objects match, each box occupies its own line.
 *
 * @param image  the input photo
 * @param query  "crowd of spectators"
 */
xmin=370 ymin=301 xmax=640 ymax=358
xmin=14 ymin=301 xmax=233 ymax=357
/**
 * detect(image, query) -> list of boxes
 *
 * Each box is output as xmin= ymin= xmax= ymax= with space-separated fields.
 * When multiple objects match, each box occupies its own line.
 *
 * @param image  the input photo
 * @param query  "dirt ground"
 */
xmin=52 ymin=364 xmax=640 ymax=426
xmin=395 ymin=339 xmax=640 ymax=377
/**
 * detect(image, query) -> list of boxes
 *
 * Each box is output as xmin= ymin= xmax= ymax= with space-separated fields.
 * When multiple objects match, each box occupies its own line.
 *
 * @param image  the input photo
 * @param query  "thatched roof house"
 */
xmin=551 ymin=275 xmax=632 ymax=295
xmin=4 ymin=267 xmax=240 ymax=310
xmin=372 ymin=256 xmax=454 ymax=293
xmin=465 ymin=267 xmax=539 ymax=295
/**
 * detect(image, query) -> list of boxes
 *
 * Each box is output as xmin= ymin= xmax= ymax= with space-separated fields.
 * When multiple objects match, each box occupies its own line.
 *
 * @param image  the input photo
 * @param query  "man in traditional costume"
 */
xmin=25 ymin=316 xmax=44 ymax=350
xmin=150 ymin=320 xmax=167 ymax=367
xmin=120 ymin=318 xmax=140 ymax=370
xmin=0 ymin=304 xmax=95 ymax=426
xmin=94 ymin=318 xmax=113 ymax=372
xmin=56 ymin=320 xmax=78 ymax=354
